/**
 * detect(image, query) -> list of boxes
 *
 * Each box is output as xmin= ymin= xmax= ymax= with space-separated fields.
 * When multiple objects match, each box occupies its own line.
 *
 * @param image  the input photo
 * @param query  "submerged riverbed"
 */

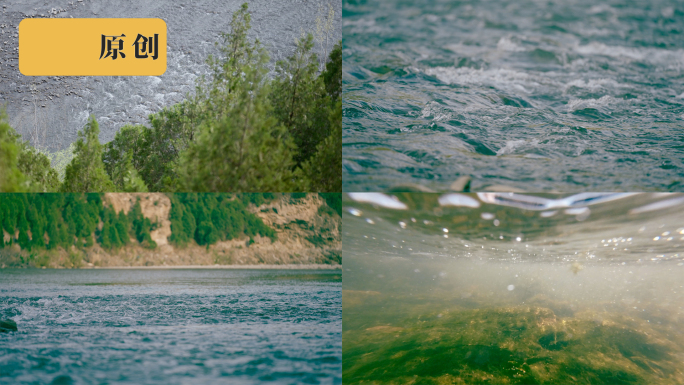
xmin=343 ymin=193 xmax=684 ymax=384
xmin=0 ymin=269 xmax=342 ymax=385
xmin=343 ymin=0 xmax=684 ymax=191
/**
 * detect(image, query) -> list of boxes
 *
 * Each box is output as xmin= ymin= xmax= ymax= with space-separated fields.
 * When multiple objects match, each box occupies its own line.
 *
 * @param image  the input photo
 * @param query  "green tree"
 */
xmin=302 ymin=101 xmax=342 ymax=192
xmin=61 ymin=117 xmax=116 ymax=192
xmin=322 ymin=42 xmax=342 ymax=103
xmin=0 ymin=110 xmax=28 ymax=192
xmin=271 ymin=33 xmax=331 ymax=166
xmin=110 ymin=152 xmax=148 ymax=192
xmin=319 ymin=192 xmax=342 ymax=216
xmin=178 ymin=44 xmax=301 ymax=191
xmin=18 ymin=146 xmax=60 ymax=192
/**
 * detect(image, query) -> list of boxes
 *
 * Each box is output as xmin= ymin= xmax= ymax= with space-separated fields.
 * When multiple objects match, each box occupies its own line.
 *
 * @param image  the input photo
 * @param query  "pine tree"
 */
xmin=111 ymin=152 xmax=148 ymax=192
xmin=18 ymin=147 xmax=60 ymax=192
xmin=271 ymin=33 xmax=330 ymax=166
xmin=61 ymin=116 xmax=116 ymax=192
xmin=0 ymin=110 xmax=28 ymax=192
xmin=302 ymin=101 xmax=342 ymax=192
xmin=178 ymin=50 xmax=301 ymax=192
xmin=322 ymin=42 xmax=342 ymax=103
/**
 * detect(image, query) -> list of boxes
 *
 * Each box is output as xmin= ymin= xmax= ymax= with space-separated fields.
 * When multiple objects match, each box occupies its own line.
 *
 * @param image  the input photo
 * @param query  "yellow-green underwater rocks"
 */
xmin=343 ymin=298 xmax=684 ymax=385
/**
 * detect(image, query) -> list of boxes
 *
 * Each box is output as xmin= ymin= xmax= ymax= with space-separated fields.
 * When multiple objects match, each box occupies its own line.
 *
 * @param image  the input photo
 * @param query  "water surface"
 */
xmin=0 ymin=269 xmax=341 ymax=385
xmin=343 ymin=0 xmax=684 ymax=191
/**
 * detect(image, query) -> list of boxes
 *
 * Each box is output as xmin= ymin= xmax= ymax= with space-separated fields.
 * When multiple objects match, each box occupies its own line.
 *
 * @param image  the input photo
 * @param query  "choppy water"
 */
xmin=343 ymin=192 xmax=684 ymax=384
xmin=343 ymin=0 xmax=684 ymax=192
xmin=0 ymin=269 xmax=341 ymax=385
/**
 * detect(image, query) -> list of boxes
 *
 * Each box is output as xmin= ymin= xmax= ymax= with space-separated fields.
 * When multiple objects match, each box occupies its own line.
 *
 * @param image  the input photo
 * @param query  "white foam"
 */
xmin=574 ymin=42 xmax=645 ymax=60
xmin=423 ymin=67 xmax=537 ymax=92
xmin=496 ymin=139 xmax=538 ymax=156
xmin=564 ymin=78 xmax=619 ymax=91
xmin=347 ymin=193 xmax=408 ymax=210
xmin=566 ymin=95 xmax=616 ymax=112
xmin=497 ymin=36 xmax=524 ymax=52
xmin=419 ymin=101 xmax=452 ymax=122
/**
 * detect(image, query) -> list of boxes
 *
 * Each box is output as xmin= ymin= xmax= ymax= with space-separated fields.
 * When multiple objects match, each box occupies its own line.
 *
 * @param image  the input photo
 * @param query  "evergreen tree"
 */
xmin=129 ymin=200 xmax=157 ymax=249
xmin=18 ymin=147 xmax=60 ymax=192
xmin=302 ymin=101 xmax=342 ymax=192
xmin=115 ymin=211 xmax=130 ymax=246
xmin=178 ymin=46 xmax=301 ymax=191
xmin=319 ymin=192 xmax=342 ymax=217
xmin=322 ymin=42 xmax=342 ymax=103
xmin=61 ymin=117 xmax=115 ymax=192
xmin=0 ymin=110 xmax=28 ymax=192
xmin=271 ymin=34 xmax=331 ymax=166
xmin=110 ymin=152 xmax=148 ymax=192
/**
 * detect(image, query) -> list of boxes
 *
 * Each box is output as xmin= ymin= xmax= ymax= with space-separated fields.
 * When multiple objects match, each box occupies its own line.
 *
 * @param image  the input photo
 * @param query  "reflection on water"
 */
xmin=343 ymin=193 xmax=684 ymax=384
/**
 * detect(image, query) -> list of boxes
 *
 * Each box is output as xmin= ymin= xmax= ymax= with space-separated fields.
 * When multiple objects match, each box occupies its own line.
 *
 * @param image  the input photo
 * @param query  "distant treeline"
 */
xmin=0 ymin=3 xmax=341 ymax=193
xmin=0 ymin=193 xmax=339 ymax=251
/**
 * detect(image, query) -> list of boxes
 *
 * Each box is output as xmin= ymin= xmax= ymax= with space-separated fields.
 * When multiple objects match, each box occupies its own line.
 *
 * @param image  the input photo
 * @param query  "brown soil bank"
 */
xmin=0 ymin=193 xmax=341 ymax=268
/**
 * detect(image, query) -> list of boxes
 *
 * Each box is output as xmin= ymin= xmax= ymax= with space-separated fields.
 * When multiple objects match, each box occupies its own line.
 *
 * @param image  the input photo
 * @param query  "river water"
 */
xmin=0 ymin=269 xmax=341 ymax=385
xmin=342 ymin=0 xmax=684 ymax=191
xmin=343 ymin=192 xmax=684 ymax=384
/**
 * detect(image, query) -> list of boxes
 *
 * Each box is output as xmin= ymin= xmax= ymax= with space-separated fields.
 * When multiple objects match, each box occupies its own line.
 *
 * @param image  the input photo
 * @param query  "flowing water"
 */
xmin=342 ymin=0 xmax=684 ymax=192
xmin=343 ymin=192 xmax=684 ymax=384
xmin=0 ymin=269 xmax=341 ymax=385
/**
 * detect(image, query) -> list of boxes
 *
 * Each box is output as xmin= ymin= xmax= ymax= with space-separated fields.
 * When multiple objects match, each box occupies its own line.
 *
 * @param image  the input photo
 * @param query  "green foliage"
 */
xmin=0 ymin=194 xmax=155 ymax=253
xmin=99 ymin=4 xmax=340 ymax=192
xmin=242 ymin=193 xmax=276 ymax=207
xmin=305 ymin=233 xmax=330 ymax=247
xmin=17 ymin=146 xmax=60 ymax=192
xmin=110 ymin=152 xmax=148 ymax=192
xmin=178 ymin=68 xmax=301 ymax=191
xmin=271 ymin=33 xmax=331 ymax=166
xmin=0 ymin=109 xmax=26 ymax=192
xmin=129 ymin=201 xmax=157 ymax=249
xmin=319 ymin=192 xmax=342 ymax=216
xmin=61 ymin=117 xmax=115 ymax=192
xmin=302 ymin=101 xmax=342 ymax=192
xmin=167 ymin=193 xmax=277 ymax=248
xmin=322 ymin=42 xmax=342 ymax=103
xmin=0 ymin=109 xmax=60 ymax=192
xmin=46 ymin=143 xmax=75 ymax=182
xmin=291 ymin=193 xmax=308 ymax=200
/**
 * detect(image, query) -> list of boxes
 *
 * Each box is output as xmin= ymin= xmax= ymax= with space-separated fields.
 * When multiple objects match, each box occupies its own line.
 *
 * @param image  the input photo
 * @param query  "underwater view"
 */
xmin=343 ymin=0 xmax=684 ymax=191
xmin=342 ymin=192 xmax=684 ymax=384
xmin=0 ymin=269 xmax=342 ymax=385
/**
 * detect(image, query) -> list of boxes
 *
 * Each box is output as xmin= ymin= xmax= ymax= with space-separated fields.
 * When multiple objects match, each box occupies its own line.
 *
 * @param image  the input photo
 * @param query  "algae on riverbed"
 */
xmin=343 ymin=295 xmax=684 ymax=385
xmin=342 ymin=192 xmax=684 ymax=384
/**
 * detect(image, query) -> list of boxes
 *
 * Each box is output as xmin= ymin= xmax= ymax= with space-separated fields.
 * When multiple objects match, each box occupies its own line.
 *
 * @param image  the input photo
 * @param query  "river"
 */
xmin=0 ymin=268 xmax=342 ymax=385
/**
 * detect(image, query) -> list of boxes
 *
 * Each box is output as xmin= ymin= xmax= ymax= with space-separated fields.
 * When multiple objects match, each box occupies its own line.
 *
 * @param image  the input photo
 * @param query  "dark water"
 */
xmin=342 ymin=193 xmax=684 ymax=384
xmin=0 ymin=269 xmax=341 ymax=385
xmin=342 ymin=0 xmax=684 ymax=192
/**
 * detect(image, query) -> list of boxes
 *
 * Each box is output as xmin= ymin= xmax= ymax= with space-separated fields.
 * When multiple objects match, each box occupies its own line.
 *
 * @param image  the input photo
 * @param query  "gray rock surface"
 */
xmin=0 ymin=0 xmax=341 ymax=153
